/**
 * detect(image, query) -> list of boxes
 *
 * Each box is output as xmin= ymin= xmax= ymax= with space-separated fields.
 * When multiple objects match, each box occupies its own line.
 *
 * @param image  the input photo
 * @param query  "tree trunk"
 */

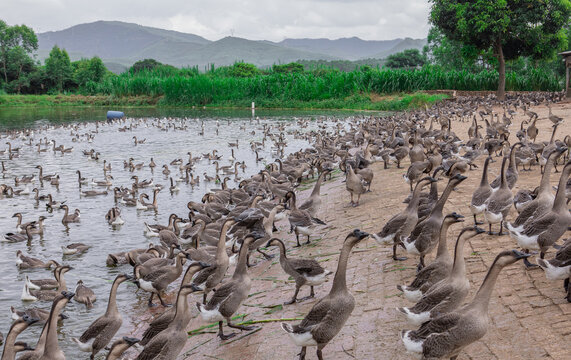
xmin=495 ymin=38 xmax=506 ymax=100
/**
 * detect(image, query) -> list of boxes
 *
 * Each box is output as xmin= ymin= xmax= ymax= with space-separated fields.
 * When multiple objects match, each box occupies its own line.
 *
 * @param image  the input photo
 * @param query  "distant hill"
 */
xmin=36 ymin=21 xmax=426 ymax=72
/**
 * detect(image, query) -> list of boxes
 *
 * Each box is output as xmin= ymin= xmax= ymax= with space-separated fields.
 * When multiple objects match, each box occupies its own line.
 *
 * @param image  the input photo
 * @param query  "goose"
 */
xmin=281 ymin=230 xmax=369 ymax=360
xmin=16 ymin=251 xmax=58 ymax=270
xmin=105 ymin=207 xmax=125 ymax=226
xmin=149 ymin=158 xmax=156 ymax=169
xmin=537 ymin=237 xmax=571 ymax=302
xmin=45 ymin=194 xmax=65 ymax=211
xmin=507 ymin=146 xmax=566 ymax=233
xmin=12 ymin=213 xmax=38 ymax=233
xmin=509 ymin=160 xmax=571 ymax=267
xmin=470 ymin=156 xmax=493 ymax=225
xmin=402 ymin=174 xmax=467 ymax=270
xmin=105 ymin=337 xmax=140 ymax=360
xmin=35 ymin=291 xmax=75 ymax=360
xmin=49 ymin=175 xmax=60 ymax=186
xmin=397 ymin=226 xmax=486 ymax=326
xmin=191 ymin=219 xmax=236 ymax=303
xmin=74 ymin=280 xmax=96 ymax=309
xmin=345 ymin=164 xmax=367 ymax=206
xmin=103 ymin=160 xmax=111 ymax=172
xmin=196 ymin=235 xmax=258 ymax=340
xmin=61 ymin=243 xmax=90 ymax=255
xmin=91 ymin=175 xmax=113 ymax=187
xmin=169 ymin=177 xmax=180 ymax=192
xmin=60 ymin=205 xmax=80 ymax=224
xmin=400 ymin=250 xmax=531 ymax=359
xmin=0 ymin=315 xmax=39 ymax=360
xmin=141 ymin=188 xmax=161 ymax=210
xmin=35 ymin=165 xmax=55 ymax=181
xmin=547 ymin=104 xmax=563 ymax=125
xmin=134 ymin=252 xmax=189 ymax=307
xmin=267 ymin=238 xmax=332 ymax=304
xmin=25 ymin=264 xmax=66 ymax=290
xmin=484 ymin=156 xmax=512 ymax=235
xmin=3 ymin=224 xmax=34 ymax=243
xmin=284 ymin=191 xmax=326 ymax=247
xmin=373 ymin=177 xmax=436 ymax=261
xmin=32 ymin=188 xmax=49 ymax=201
xmin=539 ymin=124 xmax=560 ymax=174
xmin=298 ymin=170 xmax=329 ymax=217
xmin=73 ymin=274 xmax=133 ymax=360
xmin=144 ymin=213 xmax=178 ymax=237
xmin=403 ymin=160 xmax=431 ymax=192
xmin=490 ymin=142 xmax=521 ymax=190
xmin=397 ymin=212 xmax=465 ymax=302
xmin=10 ymin=306 xmax=67 ymax=323
xmin=76 ymin=170 xmax=88 ymax=185
xmin=21 ymin=266 xmax=72 ymax=302
xmin=81 ymin=190 xmax=108 ymax=197
xmin=139 ymin=262 xmax=209 ymax=346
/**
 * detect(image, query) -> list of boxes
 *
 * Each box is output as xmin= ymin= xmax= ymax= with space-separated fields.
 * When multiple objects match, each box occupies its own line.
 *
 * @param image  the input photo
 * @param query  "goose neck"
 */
xmin=435 ymin=221 xmax=453 ymax=258
xmin=553 ymin=163 xmax=571 ymax=212
xmin=330 ymin=240 xmax=356 ymax=294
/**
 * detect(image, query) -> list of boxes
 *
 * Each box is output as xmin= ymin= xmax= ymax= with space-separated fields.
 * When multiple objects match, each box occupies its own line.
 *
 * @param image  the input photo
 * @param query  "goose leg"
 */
xmin=487 ymin=223 xmax=498 ymax=236
xmin=227 ymin=318 xmax=256 ymax=331
xmin=564 ymin=278 xmax=570 ymax=302
xmin=285 ymin=286 xmax=300 ymax=305
xmin=217 ymin=321 xmax=236 ymax=340
xmin=473 ymin=214 xmax=483 ymax=225
xmin=305 ymin=235 xmax=311 ymax=245
xmin=295 ymin=231 xmax=301 ymax=248
xmin=355 ymin=194 xmax=361 ymax=207
xmin=392 ymin=242 xmax=407 ymax=261
xmin=316 ymin=349 xmax=324 ymax=360
xmin=203 ymin=292 xmax=207 ymax=305
xmin=349 ymin=193 xmax=354 ymax=206
xmin=299 ymin=286 xmax=316 ymax=302
xmin=416 ymin=256 xmax=425 ymax=272
xmin=523 ymin=249 xmax=538 ymax=268
xmin=157 ymin=293 xmax=171 ymax=307
xmin=498 ymin=220 xmax=504 ymax=236
xmin=148 ymin=293 xmax=156 ymax=307
xmin=298 ymin=347 xmax=307 ymax=360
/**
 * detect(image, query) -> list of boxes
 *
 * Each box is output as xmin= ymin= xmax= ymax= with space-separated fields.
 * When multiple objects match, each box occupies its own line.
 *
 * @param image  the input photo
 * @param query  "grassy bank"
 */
xmin=0 ymin=92 xmax=449 ymax=111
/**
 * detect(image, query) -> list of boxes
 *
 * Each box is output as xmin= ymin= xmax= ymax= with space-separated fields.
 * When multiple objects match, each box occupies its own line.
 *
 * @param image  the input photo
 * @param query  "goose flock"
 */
xmin=0 ymin=91 xmax=570 ymax=360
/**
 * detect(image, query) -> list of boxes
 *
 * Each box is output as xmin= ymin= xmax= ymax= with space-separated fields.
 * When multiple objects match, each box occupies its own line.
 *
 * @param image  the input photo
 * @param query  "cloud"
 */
xmin=3 ymin=0 xmax=430 ymax=40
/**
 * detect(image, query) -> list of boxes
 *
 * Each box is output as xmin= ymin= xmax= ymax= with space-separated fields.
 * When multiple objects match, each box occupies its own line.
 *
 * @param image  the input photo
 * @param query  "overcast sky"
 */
xmin=3 ymin=0 xmax=431 ymax=41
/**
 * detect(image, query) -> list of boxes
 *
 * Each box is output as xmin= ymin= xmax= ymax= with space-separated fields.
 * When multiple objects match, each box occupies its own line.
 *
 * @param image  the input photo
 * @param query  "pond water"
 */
xmin=0 ymin=106 xmax=381 ymax=358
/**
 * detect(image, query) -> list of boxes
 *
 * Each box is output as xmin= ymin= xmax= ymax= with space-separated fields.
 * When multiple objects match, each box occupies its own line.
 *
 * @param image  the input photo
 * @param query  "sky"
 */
xmin=3 ymin=0 xmax=431 ymax=41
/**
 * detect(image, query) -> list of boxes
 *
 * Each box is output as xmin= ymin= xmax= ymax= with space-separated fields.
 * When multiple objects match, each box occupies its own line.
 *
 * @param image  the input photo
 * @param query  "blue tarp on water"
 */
xmin=107 ymin=111 xmax=124 ymax=119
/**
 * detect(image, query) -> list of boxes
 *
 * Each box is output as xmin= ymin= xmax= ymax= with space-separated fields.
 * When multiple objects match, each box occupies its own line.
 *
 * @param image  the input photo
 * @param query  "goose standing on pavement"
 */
xmin=537 ymin=237 xmax=571 ymax=302
xmin=281 ymin=230 xmax=369 ymax=360
xmin=484 ymin=156 xmax=512 ymax=235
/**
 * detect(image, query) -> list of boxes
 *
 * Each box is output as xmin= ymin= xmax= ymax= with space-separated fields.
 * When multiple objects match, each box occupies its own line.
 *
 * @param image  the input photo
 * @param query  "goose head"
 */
xmin=444 ymin=212 xmax=465 ymax=224
xmin=345 ymin=229 xmax=370 ymax=245
xmin=492 ymin=249 xmax=531 ymax=268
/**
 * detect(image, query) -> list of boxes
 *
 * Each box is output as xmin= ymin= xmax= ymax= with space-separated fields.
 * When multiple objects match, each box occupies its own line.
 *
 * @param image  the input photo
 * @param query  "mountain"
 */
xmin=369 ymin=38 xmax=427 ymax=59
xmin=276 ymin=37 xmax=404 ymax=60
xmin=36 ymin=21 xmax=426 ymax=72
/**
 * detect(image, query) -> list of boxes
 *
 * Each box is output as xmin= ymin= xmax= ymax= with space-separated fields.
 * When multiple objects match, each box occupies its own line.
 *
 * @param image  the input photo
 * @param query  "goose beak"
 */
xmin=474 ymin=226 xmax=486 ymax=234
xmin=190 ymin=284 xmax=203 ymax=292
xmin=122 ymin=274 xmax=134 ymax=281
xmin=512 ymin=249 xmax=531 ymax=259
xmin=122 ymin=337 xmax=140 ymax=346
xmin=23 ymin=315 xmax=40 ymax=325
xmin=62 ymin=291 xmax=75 ymax=300
xmin=355 ymin=230 xmax=369 ymax=240
xmin=428 ymin=177 xmax=438 ymax=183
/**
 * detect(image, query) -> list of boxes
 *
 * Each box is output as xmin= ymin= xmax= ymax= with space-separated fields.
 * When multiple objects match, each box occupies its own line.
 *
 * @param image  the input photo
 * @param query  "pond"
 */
xmin=0 ymin=106 xmax=383 ymax=358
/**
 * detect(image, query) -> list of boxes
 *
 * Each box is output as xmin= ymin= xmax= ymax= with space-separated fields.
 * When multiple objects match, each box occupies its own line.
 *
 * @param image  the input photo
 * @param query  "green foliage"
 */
xmin=45 ymin=45 xmax=73 ymax=93
xmin=430 ymin=0 xmax=571 ymax=98
xmin=130 ymin=59 xmax=164 ymax=74
xmin=0 ymin=19 xmax=38 ymax=88
xmin=73 ymin=57 xmax=106 ymax=87
xmin=229 ymin=62 xmax=259 ymax=77
xmin=385 ymin=49 xmax=426 ymax=69
xmin=272 ymin=63 xmax=304 ymax=74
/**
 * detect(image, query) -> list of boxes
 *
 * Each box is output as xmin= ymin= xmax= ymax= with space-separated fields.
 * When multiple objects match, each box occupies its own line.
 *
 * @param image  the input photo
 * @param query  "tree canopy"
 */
xmin=0 ymin=20 xmax=38 ymax=86
xmin=45 ymin=45 xmax=72 ymax=92
xmin=385 ymin=49 xmax=426 ymax=69
xmin=430 ymin=0 xmax=571 ymax=99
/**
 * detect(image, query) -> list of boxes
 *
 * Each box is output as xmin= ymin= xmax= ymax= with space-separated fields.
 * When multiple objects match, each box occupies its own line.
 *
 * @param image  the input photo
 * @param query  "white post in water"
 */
xmin=251 ymin=101 xmax=255 ymax=118
xmin=251 ymin=102 xmax=255 ymax=109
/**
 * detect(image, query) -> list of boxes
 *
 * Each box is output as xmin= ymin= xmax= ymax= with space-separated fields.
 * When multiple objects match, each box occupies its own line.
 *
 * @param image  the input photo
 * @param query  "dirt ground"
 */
xmin=127 ymin=100 xmax=571 ymax=360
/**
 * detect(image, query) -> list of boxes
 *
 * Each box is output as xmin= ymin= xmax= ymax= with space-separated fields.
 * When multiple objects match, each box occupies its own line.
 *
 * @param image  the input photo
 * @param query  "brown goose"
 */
xmin=196 ymin=235 xmax=257 ymax=340
xmin=507 ymin=146 xmax=567 ymax=233
xmin=139 ymin=262 xmax=209 ymax=346
xmin=398 ymin=227 xmax=486 ymax=326
xmin=10 ymin=306 xmax=67 ymax=323
xmin=345 ymin=164 xmax=367 ymax=206
xmin=402 ymin=174 xmax=467 ymax=270
xmin=60 ymin=205 xmax=80 ymax=224
xmin=470 ymin=156 xmax=493 ymax=226
xmin=25 ymin=265 xmax=65 ymax=290
xmin=37 ymin=291 xmax=75 ymax=360
xmin=190 ymin=219 xmax=236 ymax=304
xmin=1 ymin=315 xmax=38 ymax=360
xmin=373 ymin=177 xmax=436 ymax=261
xmin=135 ymin=284 xmax=203 ymax=359
xmin=74 ymin=280 xmax=96 ymax=309
xmin=401 ymin=250 xmax=531 ymax=359
xmin=298 ymin=170 xmax=328 ymax=217
xmin=267 ymin=238 xmax=332 ymax=304
xmin=21 ymin=266 xmax=72 ymax=302
xmin=397 ymin=212 xmax=465 ymax=302
xmin=285 ymin=191 xmax=326 ymax=247
xmin=509 ymin=160 xmax=571 ymax=267
xmin=490 ymin=142 xmax=521 ymax=189
xmin=73 ymin=274 xmax=133 ymax=359
xmin=281 ymin=230 xmax=369 ymax=360
xmin=484 ymin=156 xmax=512 ymax=235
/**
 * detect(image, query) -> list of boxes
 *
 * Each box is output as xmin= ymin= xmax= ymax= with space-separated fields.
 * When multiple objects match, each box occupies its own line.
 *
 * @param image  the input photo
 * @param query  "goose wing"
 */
xmin=553 ymin=238 xmax=571 ymax=265
xmin=136 ymin=336 xmax=170 ymax=360
xmin=191 ymin=265 xmax=218 ymax=285
xmin=410 ymin=283 xmax=455 ymax=313
xmin=521 ymin=213 xmax=557 ymax=237
xmin=204 ymin=280 xmax=236 ymax=310
xmin=289 ymin=258 xmax=325 ymax=277
xmin=421 ymin=316 xmax=486 ymax=359
xmin=186 ymin=249 xmax=216 ymax=264
xmin=408 ymin=312 xmax=462 ymax=341
xmin=289 ymin=210 xmax=312 ymax=227
xmin=79 ymin=316 xmax=120 ymax=342
xmin=296 ymin=296 xmax=332 ymax=330
xmin=379 ymin=213 xmax=408 ymax=237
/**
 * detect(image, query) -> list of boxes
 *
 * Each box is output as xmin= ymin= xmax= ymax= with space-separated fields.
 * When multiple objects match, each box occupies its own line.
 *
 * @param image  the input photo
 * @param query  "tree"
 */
xmin=430 ymin=0 xmax=571 ymax=99
xmin=45 ymin=45 xmax=72 ymax=92
xmin=385 ymin=49 xmax=426 ymax=69
xmin=423 ymin=27 xmax=482 ymax=71
xmin=130 ymin=58 xmax=163 ymax=73
xmin=74 ymin=57 xmax=106 ymax=87
xmin=0 ymin=20 xmax=38 ymax=85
